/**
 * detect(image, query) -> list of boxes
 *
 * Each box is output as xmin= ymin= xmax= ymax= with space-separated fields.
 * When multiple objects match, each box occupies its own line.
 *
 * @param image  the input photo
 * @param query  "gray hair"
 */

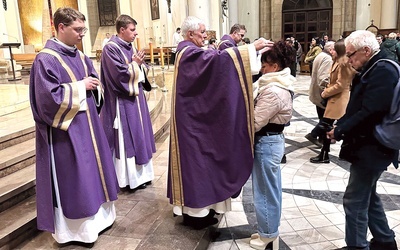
xmin=181 ymin=16 xmax=205 ymax=38
xmin=344 ymin=30 xmax=380 ymax=53
xmin=323 ymin=41 xmax=335 ymax=53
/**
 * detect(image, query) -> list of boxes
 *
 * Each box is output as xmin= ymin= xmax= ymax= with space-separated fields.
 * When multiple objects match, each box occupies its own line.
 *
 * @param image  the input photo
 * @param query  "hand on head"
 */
xmin=253 ymin=38 xmax=274 ymax=52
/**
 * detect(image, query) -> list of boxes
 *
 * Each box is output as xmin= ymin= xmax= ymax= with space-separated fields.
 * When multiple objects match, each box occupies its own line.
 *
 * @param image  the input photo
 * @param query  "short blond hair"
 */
xmin=388 ymin=32 xmax=397 ymax=39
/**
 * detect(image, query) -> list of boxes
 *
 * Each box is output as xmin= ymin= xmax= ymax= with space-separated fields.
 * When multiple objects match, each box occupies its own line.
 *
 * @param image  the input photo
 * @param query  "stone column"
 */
xmin=238 ymin=0 xmax=259 ymax=40
xmin=380 ymin=0 xmax=398 ymax=29
xmin=209 ymin=0 xmax=222 ymax=38
xmin=228 ymin=0 xmax=238 ymax=29
xmin=356 ymin=0 xmax=371 ymax=30
xmin=187 ymin=0 xmax=210 ymax=28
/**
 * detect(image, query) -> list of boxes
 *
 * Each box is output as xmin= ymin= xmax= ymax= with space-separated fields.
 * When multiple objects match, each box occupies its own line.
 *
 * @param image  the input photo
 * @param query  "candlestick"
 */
xmin=149 ymin=42 xmax=154 ymax=64
xmin=136 ymin=37 xmax=141 ymax=51
xmin=150 ymin=62 xmax=158 ymax=89
xmin=160 ymin=47 xmax=164 ymax=67
xmin=161 ymin=66 xmax=168 ymax=92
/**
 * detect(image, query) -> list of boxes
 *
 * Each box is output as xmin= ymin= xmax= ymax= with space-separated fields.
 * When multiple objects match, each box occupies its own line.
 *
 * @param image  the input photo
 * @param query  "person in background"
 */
xmin=309 ymin=39 xmax=355 ymax=164
xmin=304 ymin=37 xmax=322 ymax=75
xmin=218 ymin=23 xmax=247 ymax=49
xmin=208 ymin=38 xmax=217 ymax=49
xmin=171 ymin=27 xmax=183 ymax=63
xmin=168 ymin=16 xmax=273 ymax=230
xmin=243 ymin=37 xmax=251 ymax=44
xmin=380 ymin=32 xmax=400 ymax=63
xmin=100 ymin=14 xmax=156 ymax=191
xmin=29 ymin=7 xmax=118 ymax=244
xmin=376 ymin=34 xmax=383 ymax=46
xmin=320 ymin=34 xmax=329 ymax=48
xmin=285 ymin=38 xmax=297 ymax=77
xmin=102 ymin=32 xmax=110 ymax=48
xmin=328 ymin=30 xmax=398 ymax=250
xmin=249 ymin=40 xmax=296 ymax=250
xmin=292 ymin=37 xmax=303 ymax=71
xmin=305 ymin=41 xmax=335 ymax=147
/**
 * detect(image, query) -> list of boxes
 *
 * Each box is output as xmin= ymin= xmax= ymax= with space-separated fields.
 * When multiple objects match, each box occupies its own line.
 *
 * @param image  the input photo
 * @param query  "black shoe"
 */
xmin=305 ymin=133 xmax=323 ymax=147
xmin=140 ymin=183 xmax=147 ymax=189
xmin=310 ymin=151 xmax=330 ymax=163
xmin=281 ymin=154 xmax=287 ymax=163
xmin=370 ymin=238 xmax=398 ymax=250
xmin=183 ymin=210 xmax=219 ymax=230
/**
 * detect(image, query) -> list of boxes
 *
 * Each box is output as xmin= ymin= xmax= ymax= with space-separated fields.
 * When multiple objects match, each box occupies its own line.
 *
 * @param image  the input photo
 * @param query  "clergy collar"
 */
xmin=116 ymin=36 xmax=132 ymax=47
xmin=52 ymin=37 xmax=77 ymax=52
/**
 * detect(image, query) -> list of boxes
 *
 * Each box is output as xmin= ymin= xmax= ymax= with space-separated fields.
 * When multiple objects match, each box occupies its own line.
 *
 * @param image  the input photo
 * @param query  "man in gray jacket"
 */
xmin=305 ymin=41 xmax=335 ymax=146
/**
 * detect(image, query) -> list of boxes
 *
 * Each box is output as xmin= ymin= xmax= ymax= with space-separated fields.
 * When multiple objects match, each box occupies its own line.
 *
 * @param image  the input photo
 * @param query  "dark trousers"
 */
xmin=320 ymin=118 xmax=334 ymax=152
xmin=344 ymin=166 xmax=394 ymax=248
xmin=310 ymin=106 xmax=326 ymax=138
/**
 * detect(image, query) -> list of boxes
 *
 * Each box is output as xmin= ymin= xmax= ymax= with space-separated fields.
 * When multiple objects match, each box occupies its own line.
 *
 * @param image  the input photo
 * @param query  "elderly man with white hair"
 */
xmin=167 ymin=16 xmax=273 ymax=230
xmin=328 ymin=30 xmax=399 ymax=250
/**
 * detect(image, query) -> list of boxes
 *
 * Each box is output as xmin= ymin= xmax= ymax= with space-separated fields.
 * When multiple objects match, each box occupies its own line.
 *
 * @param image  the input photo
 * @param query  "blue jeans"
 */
xmin=344 ymin=165 xmax=395 ymax=248
xmin=252 ymin=134 xmax=284 ymax=238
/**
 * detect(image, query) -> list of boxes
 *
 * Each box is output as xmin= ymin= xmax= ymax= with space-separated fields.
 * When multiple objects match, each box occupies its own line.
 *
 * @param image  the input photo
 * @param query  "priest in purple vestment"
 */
xmin=100 ymin=15 xmax=156 ymax=190
xmin=29 ymin=7 xmax=119 ymax=244
xmin=217 ymin=23 xmax=247 ymax=50
xmin=167 ymin=16 xmax=273 ymax=230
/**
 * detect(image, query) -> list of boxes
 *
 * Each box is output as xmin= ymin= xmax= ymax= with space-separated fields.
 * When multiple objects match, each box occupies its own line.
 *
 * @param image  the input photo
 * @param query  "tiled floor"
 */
xmin=2 ymin=67 xmax=400 ymax=249
xmin=209 ymin=74 xmax=400 ymax=250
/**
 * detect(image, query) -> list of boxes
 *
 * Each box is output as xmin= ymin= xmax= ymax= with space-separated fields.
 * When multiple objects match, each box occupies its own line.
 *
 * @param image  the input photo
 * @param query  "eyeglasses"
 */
xmin=346 ymin=50 xmax=358 ymax=58
xmin=63 ymin=23 xmax=88 ymax=34
xmin=239 ymin=34 xmax=245 ymax=37
xmin=72 ymin=27 xmax=88 ymax=34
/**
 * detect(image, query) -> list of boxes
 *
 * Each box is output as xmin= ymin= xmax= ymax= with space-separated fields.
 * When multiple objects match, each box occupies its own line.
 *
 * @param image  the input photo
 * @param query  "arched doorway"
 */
xmin=282 ymin=0 xmax=332 ymax=51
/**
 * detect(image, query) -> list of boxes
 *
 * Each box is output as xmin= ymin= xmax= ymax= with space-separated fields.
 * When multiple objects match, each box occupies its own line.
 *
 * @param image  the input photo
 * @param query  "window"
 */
xmin=98 ymin=0 xmax=118 ymax=26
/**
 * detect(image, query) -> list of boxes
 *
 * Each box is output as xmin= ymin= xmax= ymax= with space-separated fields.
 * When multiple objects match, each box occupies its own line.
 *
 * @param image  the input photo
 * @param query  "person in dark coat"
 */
xmin=328 ymin=30 xmax=399 ymax=250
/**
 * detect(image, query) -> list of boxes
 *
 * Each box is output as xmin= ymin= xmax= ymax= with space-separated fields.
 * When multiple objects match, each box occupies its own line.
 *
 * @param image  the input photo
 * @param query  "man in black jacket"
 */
xmin=328 ymin=30 xmax=399 ymax=250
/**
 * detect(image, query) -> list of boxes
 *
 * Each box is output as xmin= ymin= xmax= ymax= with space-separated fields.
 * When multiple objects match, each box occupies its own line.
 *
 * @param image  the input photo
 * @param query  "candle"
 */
xmin=160 ymin=47 xmax=164 ymax=67
xmin=136 ymin=37 xmax=141 ymax=51
xmin=149 ymin=42 xmax=154 ymax=64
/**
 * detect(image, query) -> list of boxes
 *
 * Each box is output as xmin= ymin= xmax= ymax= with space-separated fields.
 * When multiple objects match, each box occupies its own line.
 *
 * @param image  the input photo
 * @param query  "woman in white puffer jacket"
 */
xmin=250 ymin=40 xmax=296 ymax=250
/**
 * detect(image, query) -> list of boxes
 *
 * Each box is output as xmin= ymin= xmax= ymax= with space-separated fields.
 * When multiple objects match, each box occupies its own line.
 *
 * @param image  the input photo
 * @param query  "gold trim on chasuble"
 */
xmin=108 ymin=41 xmax=140 ymax=96
xmin=226 ymin=46 xmax=254 ymax=154
xmin=40 ymin=49 xmax=80 ymax=131
xmin=169 ymin=47 xmax=189 ymax=206
xmin=40 ymin=48 xmax=110 ymax=202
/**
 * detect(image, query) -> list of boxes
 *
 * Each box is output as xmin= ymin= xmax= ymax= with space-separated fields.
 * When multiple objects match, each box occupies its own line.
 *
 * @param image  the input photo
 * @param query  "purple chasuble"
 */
xmin=217 ymin=34 xmax=237 ymax=50
xmin=29 ymin=39 xmax=119 ymax=233
xmin=167 ymin=40 xmax=254 ymax=208
xmin=100 ymin=36 xmax=155 ymax=165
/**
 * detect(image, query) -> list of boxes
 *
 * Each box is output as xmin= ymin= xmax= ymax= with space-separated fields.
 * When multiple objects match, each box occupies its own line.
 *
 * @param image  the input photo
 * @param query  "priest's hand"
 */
xmin=83 ymin=77 xmax=100 ymax=91
xmin=132 ymin=50 xmax=145 ymax=65
xmin=253 ymin=38 xmax=274 ymax=52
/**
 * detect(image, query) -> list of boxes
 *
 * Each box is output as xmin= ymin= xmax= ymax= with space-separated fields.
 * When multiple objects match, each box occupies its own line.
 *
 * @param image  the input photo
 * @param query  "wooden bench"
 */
xmin=13 ymin=53 xmax=37 ymax=74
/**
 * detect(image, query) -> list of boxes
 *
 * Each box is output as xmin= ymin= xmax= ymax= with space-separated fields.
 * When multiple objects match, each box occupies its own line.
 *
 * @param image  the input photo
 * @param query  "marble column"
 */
xmin=356 ymin=0 xmax=371 ymax=30
xmin=380 ymin=0 xmax=398 ymax=29
xmin=187 ymin=0 xmax=210 ymax=28
xmin=228 ymin=0 xmax=238 ymax=30
xmin=238 ymin=0 xmax=259 ymax=40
